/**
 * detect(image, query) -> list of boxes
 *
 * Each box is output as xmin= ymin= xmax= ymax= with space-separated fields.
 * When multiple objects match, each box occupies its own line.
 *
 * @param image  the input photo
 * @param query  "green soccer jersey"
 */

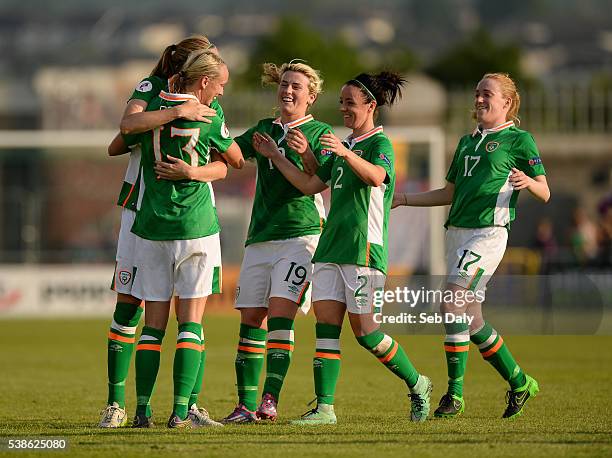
xmin=235 ymin=114 xmax=333 ymax=246
xmin=445 ymin=121 xmax=546 ymax=229
xmin=116 ymin=76 xmax=225 ymax=211
xmin=313 ymin=126 xmax=395 ymax=275
xmin=127 ymin=90 xmax=233 ymax=240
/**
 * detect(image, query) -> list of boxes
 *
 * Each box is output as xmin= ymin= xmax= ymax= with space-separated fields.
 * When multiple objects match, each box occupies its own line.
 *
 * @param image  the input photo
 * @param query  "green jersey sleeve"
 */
xmin=122 ymin=132 xmax=141 ymax=147
xmin=512 ymin=132 xmax=546 ymax=178
xmin=315 ymin=153 xmax=335 ymax=185
xmin=208 ymin=114 xmax=234 ymax=153
xmin=210 ymin=99 xmax=225 ymax=121
xmin=365 ymin=137 xmax=394 ymax=182
xmin=129 ymin=76 xmax=166 ymax=104
xmin=445 ymin=137 xmax=466 ymax=183
xmin=234 ymin=124 xmax=261 ymax=160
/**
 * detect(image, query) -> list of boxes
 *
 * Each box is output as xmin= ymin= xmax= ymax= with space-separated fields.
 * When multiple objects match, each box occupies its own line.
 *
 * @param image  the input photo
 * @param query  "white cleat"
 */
xmin=99 ymin=402 xmax=127 ymax=428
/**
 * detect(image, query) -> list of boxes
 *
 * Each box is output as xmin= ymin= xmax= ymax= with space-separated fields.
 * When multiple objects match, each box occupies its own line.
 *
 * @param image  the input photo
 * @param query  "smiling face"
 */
xmin=339 ymin=84 xmax=375 ymax=132
xmin=474 ymin=77 xmax=512 ymax=128
xmin=277 ymin=70 xmax=316 ymax=120
xmin=201 ymin=64 xmax=229 ymax=105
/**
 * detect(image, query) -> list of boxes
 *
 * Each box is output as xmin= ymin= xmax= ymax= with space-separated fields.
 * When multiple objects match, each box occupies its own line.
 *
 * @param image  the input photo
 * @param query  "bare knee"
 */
xmin=240 ymin=307 xmax=268 ymax=328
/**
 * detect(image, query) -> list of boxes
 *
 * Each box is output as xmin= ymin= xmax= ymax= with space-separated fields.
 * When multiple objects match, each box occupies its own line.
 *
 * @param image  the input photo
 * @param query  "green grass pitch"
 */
xmin=1 ymin=316 xmax=611 ymax=457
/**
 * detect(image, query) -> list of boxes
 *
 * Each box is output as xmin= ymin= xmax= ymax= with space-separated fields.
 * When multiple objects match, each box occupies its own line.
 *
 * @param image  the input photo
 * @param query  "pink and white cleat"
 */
xmin=256 ymin=393 xmax=278 ymax=421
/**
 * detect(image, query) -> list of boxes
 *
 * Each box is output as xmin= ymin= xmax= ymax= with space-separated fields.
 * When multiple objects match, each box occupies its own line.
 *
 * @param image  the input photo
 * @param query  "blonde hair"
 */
xmin=150 ymin=35 xmax=216 ymax=78
xmin=171 ymin=50 xmax=225 ymax=93
xmin=478 ymin=72 xmax=521 ymax=125
xmin=261 ymin=61 xmax=324 ymax=101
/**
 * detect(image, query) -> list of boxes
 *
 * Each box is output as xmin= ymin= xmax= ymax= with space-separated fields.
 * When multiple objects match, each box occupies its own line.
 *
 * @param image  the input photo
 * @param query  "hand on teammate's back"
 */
xmin=154 ymin=155 xmax=193 ymax=180
xmin=177 ymin=99 xmax=216 ymax=123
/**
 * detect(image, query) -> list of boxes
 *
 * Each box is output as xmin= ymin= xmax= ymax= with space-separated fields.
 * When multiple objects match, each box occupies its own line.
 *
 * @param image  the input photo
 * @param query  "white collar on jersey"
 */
xmin=472 ymin=120 xmax=514 ymax=137
xmin=344 ymin=125 xmax=384 ymax=149
xmin=159 ymin=90 xmax=199 ymax=102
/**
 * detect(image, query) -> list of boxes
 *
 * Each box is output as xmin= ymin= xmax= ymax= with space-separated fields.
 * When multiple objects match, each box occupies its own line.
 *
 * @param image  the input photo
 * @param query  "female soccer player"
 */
xmin=126 ymin=50 xmax=243 ymax=429
xmin=220 ymin=61 xmax=333 ymax=423
xmin=393 ymin=72 xmax=550 ymax=419
xmin=102 ymin=35 xmax=215 ymax=428
xmin=253 ymin=71 xmax=433 ymax=425
xmin=101 ymin=36 xmax=236 ymax=429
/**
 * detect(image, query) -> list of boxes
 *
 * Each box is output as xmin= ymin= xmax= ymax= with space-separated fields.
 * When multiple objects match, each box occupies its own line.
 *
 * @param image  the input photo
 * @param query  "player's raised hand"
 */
xmin=320 ymin=133 xmax=351 ymax=157
xmin=176 ymin=99 xmax=216 ymax=123
xmin=286 ymin=128 xmax=308 ymax=154
xmin=509 ymin=167 xmax=533 ymax=190
xmin=155 ymin=155 xmax=194 ymax=180
xmin=252 ymin=132 xmax=280 ymax=158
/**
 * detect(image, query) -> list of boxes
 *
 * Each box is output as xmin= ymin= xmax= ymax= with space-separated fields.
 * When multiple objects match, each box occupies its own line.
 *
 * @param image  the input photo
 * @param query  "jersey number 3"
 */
xmin=154 ymin=126 xmax=201 ymax=166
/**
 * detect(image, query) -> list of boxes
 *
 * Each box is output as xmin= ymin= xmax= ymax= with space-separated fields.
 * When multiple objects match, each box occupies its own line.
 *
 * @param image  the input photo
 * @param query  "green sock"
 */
xmin=262 ymin=317 xmax=294 ymax=401
xmin=173 ymin=322 xmax=202 ymax=420
xmin=314 ymin=323 xmax=341 ymax=405
xmin=235 ymin=323 xmax=266 ymax=411
xmin=107 ymin=301 xmax=142 ymax=408
xmin=470 ymin=322 xmax=526 ymax=390
xmin=356 ymin=330 xmax=419 ymax=388
xmin=189 ymin=327 xmax=206 ymax=409
xmin=443 ymin=321 xmax=469 ymax=397
xmin=135 ymin=326 xmax=164 ymax=417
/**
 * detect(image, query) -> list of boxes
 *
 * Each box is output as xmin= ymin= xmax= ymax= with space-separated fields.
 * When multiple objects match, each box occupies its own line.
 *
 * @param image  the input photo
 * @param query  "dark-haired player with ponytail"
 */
xmin=254 ymin=71 xmax=433 ymax=425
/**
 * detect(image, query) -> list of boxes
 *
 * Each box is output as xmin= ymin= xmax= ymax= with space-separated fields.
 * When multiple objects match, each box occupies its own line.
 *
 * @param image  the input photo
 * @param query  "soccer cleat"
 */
xmin=256 ymin=393 xmax=278 ymax=421
xmin=408 ymin=375 xmax=433 ymax=422
xmin=188 ymin=404 xmax=223 ymax=427
xmin=502 ymin=374 xmax=539 ymax=419
xmin=132 ymin=413 xmax=154 ymax=428
xmin=99 ymin=402 xmax=127 ymax=428
xmin=167 ymin=414 xmax=192 ymax=429
xmin=221 ymin=404 xmax=258 ymax=424
xmin=434 ymin=393 xmax=465 ymax=418
xmin=291 ymin=404 xmax=337 ymax=425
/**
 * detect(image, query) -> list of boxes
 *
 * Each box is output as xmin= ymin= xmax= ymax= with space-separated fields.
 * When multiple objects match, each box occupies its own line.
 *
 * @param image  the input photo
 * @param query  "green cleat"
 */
xmin=99 ymin=402 xmax=127 ymax=428
xmin=434 ymin=393 xmax=465 ymax=418
xmin=408 ymin=375 xmax=433 ymax=422
xmin=291 ymin=404 xmax=337 ymax=425
xmin=502 ymin=374 xmax=539 ymax=419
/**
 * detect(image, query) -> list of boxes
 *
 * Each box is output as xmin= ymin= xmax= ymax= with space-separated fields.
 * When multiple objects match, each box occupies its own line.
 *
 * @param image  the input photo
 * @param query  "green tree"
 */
xmin=426 ymin=28 xmax=524 ymax=88
xmin=238 ymin=16 xmax=362 ymax=91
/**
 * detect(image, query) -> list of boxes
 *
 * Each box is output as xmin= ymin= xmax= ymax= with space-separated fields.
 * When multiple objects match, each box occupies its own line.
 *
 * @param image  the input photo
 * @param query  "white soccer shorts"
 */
xmin=445 ymin=226 xmax=508 ymax=294
xmin=131 ymin=232 xmax=222 ymax=301
xmin=111 ymin=208 xmax=137 ymax=295
xmin=234 ymin=235 xmax=319 ymax=314
xmin=311 ymin=263 xmax=386 ymax=315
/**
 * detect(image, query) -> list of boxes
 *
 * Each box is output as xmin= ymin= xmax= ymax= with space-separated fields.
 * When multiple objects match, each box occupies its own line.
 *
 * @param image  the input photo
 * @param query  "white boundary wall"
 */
xmin=0 ymin=265 xmax=116 ymax=317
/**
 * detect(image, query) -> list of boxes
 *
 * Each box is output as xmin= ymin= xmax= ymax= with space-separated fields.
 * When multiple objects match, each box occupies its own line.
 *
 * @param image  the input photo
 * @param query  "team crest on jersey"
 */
xmin=353 ymin=150 xmax=363 ymax=157
xmin=135 ymin=80 xmax=153 ymax=93
xmin=528 ymin=157 xmax=542 ymax=166
xmin=118 ymin=271 xmax=132 ymax=285
xmin=378 ymin=153 xmax=391 ymax=166
xmin=485 ymin=141 xmax=499 ymax=153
